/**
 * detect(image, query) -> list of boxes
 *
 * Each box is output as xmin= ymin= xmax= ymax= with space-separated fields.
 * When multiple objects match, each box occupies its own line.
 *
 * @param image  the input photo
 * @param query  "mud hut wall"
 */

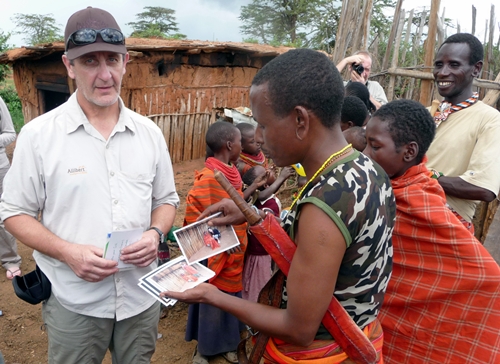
xmin=13 ymin=57 xmax=69 ymax=122
xmin=120 ymin=52 xmax=261 ymax=162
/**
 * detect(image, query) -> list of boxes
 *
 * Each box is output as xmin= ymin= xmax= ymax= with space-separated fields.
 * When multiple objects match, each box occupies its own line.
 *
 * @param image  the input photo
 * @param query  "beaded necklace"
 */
xmin=288 ymin=144 xmax=353 ymax=212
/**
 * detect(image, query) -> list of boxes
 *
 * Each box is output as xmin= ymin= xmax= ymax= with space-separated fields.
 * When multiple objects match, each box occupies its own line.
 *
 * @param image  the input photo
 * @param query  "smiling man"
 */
xmin=0 ymin=7 xmax=179 ymax=363
xmin=427 ymin=33 xmax=500 ymax=232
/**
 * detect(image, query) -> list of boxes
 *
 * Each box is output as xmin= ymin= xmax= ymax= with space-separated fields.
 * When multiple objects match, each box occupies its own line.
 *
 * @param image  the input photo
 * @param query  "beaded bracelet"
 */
xmin=429 ymin=169 xmax=444 ymax=179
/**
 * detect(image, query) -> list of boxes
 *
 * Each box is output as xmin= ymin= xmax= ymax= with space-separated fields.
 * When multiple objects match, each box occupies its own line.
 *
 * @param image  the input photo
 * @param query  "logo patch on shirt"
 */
xmin=68 ymin=166 xmax=87 ymax=175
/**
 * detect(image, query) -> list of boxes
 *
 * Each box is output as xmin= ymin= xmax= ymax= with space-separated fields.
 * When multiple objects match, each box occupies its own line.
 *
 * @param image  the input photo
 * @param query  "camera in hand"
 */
xmin=352 ymin=63 xmax=364 ymax=75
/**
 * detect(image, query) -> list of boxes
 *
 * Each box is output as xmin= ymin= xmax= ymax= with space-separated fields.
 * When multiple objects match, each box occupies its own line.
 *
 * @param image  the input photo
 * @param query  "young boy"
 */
xmin=184 ymin=121 xmax=247 ymax=364
xmin=340 ymin=95 xmax=369 ymax=130
xmin=236 ymin=122 xmax=271 ymax=176
xmin=364 ymin=99 xmax=500 ymax=363
xmin=241 ymin=165 xmax=290 ymax=302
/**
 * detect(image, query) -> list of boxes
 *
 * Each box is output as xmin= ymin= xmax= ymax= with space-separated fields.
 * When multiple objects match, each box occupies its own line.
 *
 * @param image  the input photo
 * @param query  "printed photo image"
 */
xmin=140 ymin=256 xmax=215 ymax=297
xmin=174 ymin=212 xmax=240 ymax=265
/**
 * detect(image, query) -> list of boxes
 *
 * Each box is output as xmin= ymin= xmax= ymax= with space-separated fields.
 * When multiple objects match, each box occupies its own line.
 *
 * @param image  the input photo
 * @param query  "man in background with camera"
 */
xmin=337 ymin=51 xmax=388 ymax=110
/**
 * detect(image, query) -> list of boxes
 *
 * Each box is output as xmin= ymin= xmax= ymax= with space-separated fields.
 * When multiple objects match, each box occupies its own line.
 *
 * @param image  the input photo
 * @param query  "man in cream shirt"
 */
xmin=427 ymin=33 xmax=500 ymax=232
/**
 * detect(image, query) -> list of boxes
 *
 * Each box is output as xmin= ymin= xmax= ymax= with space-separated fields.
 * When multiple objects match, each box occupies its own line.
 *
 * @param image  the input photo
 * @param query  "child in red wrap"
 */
xmin=184 ymin=121 xmax=247 ymax=364
xmin=364 ymin=99 xmax=500 ymax=364
xmin=236 ymin=122 xmax=273 ymax=177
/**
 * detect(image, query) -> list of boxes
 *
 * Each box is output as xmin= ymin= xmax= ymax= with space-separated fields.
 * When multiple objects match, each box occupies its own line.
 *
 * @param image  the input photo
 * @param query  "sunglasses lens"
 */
xmin=72 ymin=29 xmax=98 ymax=45
xmin=99 ymin=29 xmax=124 ymax=44
xmin=68 ymin=28 xmax=124 ymax=49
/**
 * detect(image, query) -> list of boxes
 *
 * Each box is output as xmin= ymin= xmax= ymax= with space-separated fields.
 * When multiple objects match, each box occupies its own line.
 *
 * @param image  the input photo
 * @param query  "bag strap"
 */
xmin=248 ymin=215 xmax=378 ymax=364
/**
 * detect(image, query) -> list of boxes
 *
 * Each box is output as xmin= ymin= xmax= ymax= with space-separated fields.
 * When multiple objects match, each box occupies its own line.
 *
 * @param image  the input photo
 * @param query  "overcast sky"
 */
xmin=0 ymin=0 xmax=497 ymax=47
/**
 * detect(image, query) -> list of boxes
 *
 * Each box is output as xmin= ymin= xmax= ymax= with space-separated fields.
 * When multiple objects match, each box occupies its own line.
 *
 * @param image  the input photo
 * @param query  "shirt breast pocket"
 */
xmin=116 ymin=171 xmax=155 ymax=221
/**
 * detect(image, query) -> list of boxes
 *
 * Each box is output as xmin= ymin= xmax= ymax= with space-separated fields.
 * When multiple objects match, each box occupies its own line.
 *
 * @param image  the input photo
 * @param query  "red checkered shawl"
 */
xmin=184 ymin=167 xmax=248 ymax=292
xmin=378 ymin=161 xmax=500 ymax=363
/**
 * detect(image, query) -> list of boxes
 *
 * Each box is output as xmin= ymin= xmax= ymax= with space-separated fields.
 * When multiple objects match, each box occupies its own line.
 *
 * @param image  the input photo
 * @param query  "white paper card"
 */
xmin=103 ymin=228 xmax=143 ymax=269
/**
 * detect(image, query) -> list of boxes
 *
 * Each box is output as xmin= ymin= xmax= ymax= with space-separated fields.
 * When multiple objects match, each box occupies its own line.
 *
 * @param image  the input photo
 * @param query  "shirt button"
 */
xmin=116 ymin=278 xmax=120 ymax=282
xmin=110 ymin=171 xmax=115 ymax=176
xmin=106 ymin=145 xmax=110 ymax=149
xmin=114 ymin=200 xmax=118 ymax=204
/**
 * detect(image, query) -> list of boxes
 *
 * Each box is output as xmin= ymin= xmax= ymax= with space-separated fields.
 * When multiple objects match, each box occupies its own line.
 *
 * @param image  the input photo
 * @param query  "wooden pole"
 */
xmin=332 ymin=0 xmax=349 ymax=63
xmin=401 ymin=9 xmax=414 ymax=66
xmin=387 ymin=9 xmax=406 ymax=101
xmin=437 ymin=7 xmax=446 ymax=47
xmin=360 ymin=0 xmax=374 ymax=50
xmin=484 ymin=20 xmax=488 ymax=45
xmin=352 ymin=0 xmax=365 ymax=51
xmin=381 ymin=0 xmax=404 ymax=72
xmin=472 ymin=5 xmax=477 ymax=35
xmin=483 ymin=71 xmax=500 ymax=106
xmin=332 ymin=0 xmax=361 ymax=65
xmin=407 ymin=9 xmax=428 ymax=100
xmin=487 ymin=5 xmax=495 ymax=80
xmin=419 ymin=0 xmax=441 ymax=107
xmin=397 ymin=9 xmax=414 ymax=94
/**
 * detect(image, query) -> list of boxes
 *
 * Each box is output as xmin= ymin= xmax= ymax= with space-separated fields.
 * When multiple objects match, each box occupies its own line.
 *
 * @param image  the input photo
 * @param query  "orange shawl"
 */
xmin=378 ymin=162 xmax=500 ymax=363
xmin=184 ymin=167 xmax=247 ymax=292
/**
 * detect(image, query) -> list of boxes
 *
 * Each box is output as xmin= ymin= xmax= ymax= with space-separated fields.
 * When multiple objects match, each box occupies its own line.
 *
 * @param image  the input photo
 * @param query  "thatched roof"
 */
xmin=0 ymin=38 xmax=293 ymax=64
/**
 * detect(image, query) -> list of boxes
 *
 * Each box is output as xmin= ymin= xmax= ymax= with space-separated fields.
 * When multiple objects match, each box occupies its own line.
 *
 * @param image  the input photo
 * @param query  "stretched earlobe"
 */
xmin=295 ymin=128 xmax=303 ymax=141
xmin=472 ymin=61 xmax=483 ymax=78
xmin=294 ymin=107 xmax=309 ymax=141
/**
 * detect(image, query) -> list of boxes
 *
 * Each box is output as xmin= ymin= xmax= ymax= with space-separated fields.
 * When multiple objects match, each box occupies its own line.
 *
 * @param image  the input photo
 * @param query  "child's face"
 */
xmin=241 ymin=129 xmax=261 ymax=156
xmin=229 ymin=129 xmax=242 ymax=163
xmin=363 ymin=116 xmax=407 ymax=179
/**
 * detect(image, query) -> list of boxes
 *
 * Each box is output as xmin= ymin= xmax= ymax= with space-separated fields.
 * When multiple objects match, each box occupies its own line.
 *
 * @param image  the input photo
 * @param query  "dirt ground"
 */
xmin=0 ymin=151 xmax=294 ymax=364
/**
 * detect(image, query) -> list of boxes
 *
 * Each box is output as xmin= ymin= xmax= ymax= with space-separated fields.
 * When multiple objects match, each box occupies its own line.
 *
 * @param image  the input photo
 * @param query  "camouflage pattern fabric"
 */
xmin=281 ymin=150 xmax=395 ymax=337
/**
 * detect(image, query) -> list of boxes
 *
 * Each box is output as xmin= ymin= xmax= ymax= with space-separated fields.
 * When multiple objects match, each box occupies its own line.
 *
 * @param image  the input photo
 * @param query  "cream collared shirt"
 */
xmin=0 ymin=92 xmax=179 ymax=320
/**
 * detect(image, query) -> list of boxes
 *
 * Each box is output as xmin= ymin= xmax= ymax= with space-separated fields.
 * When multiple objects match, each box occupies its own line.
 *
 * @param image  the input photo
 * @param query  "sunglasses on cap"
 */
xmin=65 ymin=28 xmax=125 ymax=51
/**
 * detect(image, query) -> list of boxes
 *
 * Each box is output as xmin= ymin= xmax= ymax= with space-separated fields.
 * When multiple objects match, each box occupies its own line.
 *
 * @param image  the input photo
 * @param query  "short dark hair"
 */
xmin=235 ymin=122 xmax=255 ymax=138
xmin=341 ymin=96 xmax=368 ymax=127
xmin=345 ymin=82 xmax=376 ymax=113
xmin=440 ymin=33 xmax=484 ymax=65
xmin=252 ymin=49 xmax=344 ymax=128
xmin=372 ymin=99 xmax=435 ymax=163
xmin=242 ymin=166 xmax=261 ymax=186
xmin=206 ymin=121 xmax=239 ymax=154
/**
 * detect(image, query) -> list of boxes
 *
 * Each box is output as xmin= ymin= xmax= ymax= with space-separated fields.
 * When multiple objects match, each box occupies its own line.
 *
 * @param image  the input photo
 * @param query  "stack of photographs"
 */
xmin=138 ymin=212 xmax=241 ymax=306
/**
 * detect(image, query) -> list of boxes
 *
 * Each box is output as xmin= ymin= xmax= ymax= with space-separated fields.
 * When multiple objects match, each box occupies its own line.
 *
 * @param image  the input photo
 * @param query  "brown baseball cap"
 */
xmin=64 ymin=7 xmax=127 ymax=60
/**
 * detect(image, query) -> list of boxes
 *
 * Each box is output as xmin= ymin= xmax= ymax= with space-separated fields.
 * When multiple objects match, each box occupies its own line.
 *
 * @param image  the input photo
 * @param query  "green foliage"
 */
xmin=166 ymin=33 xmax=187 ymax=40
xmin=0 ymin=87 xmax=23 ymax=133
xmin=11 ymin=13 xmax=62 ymax=45
xmin=239 ymin=0 xmax=339 ymax=51
xmin=127 ymin=6 xmax=181 ymax=39
xmin=370 ymin=0 xmax=397 ymax=41
xmin=0 ymin=30 xmax=12 ymax=83
xmin=243 ymin=37 xmax=259 ymax=44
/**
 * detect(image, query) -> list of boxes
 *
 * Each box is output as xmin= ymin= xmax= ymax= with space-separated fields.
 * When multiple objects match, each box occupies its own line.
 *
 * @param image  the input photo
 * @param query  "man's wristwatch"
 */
xmin=148 ymin=226 xmax=164 ymax=244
